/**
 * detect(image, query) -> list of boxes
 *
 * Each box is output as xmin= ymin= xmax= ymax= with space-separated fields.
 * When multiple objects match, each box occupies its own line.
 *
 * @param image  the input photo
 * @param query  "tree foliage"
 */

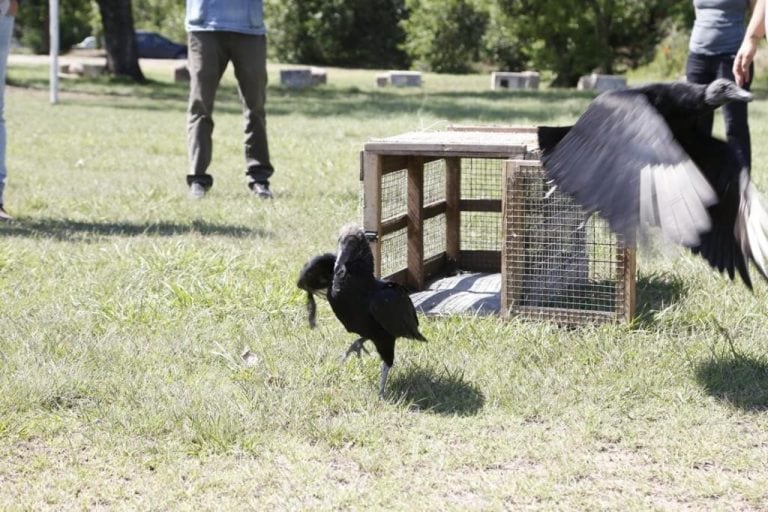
xmin=401 ymin=0 xmax=488 ymax=73
xmin=13 ymin=0 xmax=693 ymax=85
xmin=15 ymin=0 xmax=92 ymax=54
xmin=265 ymin=0 xmax=408 ymax=69
xmin=132 ymin=0 xmax=186 ymax=44
xmin=496 ymin=0 xmax=691 ymax=85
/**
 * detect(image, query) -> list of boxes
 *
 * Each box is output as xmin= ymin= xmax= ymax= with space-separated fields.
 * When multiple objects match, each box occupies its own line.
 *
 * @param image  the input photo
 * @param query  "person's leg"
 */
xmin=227 ymin=33 xmax=273 ymax=190
xmin=186 ymin=31 xmax=229 ymax=191
xmin=718 ymin=56 xmax=752 ymax=171
xmin=0 ymin=14 xmax=14 ymax=212
xmin=685 ymin=52 xmax=716 ymax=138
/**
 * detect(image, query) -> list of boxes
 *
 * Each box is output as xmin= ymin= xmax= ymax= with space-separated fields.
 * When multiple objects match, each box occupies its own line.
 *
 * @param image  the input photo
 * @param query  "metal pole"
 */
xmin=49 ymin=0 xmax=59 ymax=104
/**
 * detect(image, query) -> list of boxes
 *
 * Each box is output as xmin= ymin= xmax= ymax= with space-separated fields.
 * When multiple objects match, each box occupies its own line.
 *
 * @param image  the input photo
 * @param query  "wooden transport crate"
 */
xmin=360 ymin=128 xmax=636 ymax=324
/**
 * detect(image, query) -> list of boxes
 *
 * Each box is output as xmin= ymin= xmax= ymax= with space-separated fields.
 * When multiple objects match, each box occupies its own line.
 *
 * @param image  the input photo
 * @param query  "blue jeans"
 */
xmin=686 ymin=51 xmax=752 ymax=171
xmin=0 ymin=15 xmax=13 ymax=205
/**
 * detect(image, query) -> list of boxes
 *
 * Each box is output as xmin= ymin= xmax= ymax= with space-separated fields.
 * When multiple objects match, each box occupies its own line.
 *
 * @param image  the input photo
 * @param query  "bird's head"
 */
xmin=334 ymin=224 xmax=373 ymax=276
xmin=704 ymin=78 xmax=752 ymax=106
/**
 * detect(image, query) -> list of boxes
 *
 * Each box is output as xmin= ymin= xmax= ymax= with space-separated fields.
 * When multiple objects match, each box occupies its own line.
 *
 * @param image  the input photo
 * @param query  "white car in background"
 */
xmin=74 ymin=36 xmax=97 ymax=49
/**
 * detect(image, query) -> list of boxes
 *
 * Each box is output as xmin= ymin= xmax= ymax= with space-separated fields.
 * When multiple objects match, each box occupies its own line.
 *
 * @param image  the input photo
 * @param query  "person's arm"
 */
xmin=734 ymin=0 xmax=766 ymax=85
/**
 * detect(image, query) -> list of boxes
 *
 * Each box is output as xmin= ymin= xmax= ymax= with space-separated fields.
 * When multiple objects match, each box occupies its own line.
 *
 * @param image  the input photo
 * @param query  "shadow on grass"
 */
xmin=0 ymin=218 xmax=267 ymax=240
xmin=695 ymin=353 xmax=768 ymax=411
xmin=386 ymin=366 xmax=485 ymax=416
xmin=633 ymin=272 xmax=688 ymax=327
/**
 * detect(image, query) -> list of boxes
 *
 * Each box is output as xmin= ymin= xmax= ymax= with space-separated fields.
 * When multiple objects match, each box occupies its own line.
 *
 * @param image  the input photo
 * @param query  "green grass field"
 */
xmin=2 ymin=60 xmax=768 ymax=509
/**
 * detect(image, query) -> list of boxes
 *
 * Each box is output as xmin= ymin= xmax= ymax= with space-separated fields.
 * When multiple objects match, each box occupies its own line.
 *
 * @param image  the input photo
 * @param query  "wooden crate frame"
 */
xmin=361 ymin=129 xmax=539 ymax=289
xmin=501 ymin=160 xmax=636 ymax=324
xmin=360 ymin=129 xmax=636 ymax=325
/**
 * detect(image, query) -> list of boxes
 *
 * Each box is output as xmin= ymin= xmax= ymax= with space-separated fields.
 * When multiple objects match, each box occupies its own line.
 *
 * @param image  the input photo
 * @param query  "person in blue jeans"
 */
xmin=185 ymin=0 xmax=274 ymax=200
xmin=687 ymin=0 xmax=755 ymax=172
xmin=0 ymin=0 xmax=19 ymax=221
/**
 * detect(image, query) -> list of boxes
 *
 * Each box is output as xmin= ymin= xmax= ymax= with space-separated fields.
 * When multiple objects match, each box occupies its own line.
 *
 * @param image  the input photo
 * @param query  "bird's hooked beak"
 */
xmin=334 ymin=242 xmax=351 ymax=276
xmin=705 ymin=79 xmax=753 ymax=105
xmin=727 ymin=85 xmax=753 ymax=103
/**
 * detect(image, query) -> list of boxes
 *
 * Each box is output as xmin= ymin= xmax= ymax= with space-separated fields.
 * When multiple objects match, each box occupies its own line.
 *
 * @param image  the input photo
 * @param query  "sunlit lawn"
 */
xmin=2 ymin=58 xmax=768 ymax=509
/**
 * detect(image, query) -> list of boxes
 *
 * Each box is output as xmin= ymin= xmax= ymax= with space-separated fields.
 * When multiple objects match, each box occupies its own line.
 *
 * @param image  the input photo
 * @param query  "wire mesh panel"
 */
xmin=458 ymin=157 xmax=504 ymax=272
xmin=461 ymin=158 xmax=503 ymax=200
xmin=362 ymin=129 xmax=538 ymax=289
xmin=381 ymin=168 xmax=408 ymax=221
xmin=381 ymin=227 xmax=408 ymax=278
xmin=502 ymin=160 xmax=635 ymax=324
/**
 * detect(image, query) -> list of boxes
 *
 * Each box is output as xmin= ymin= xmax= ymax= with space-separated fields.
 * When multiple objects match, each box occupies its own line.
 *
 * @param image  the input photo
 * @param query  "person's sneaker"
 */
xmin=188 ymin=182 xmax=206 ymax=200
xmin=0 ymin=205 xmax=12 ymax=221
xmin=252 ymin=182 xmax=273 ymax=199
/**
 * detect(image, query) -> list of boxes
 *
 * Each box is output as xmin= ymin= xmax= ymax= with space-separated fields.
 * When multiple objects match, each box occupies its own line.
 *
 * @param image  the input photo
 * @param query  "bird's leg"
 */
xmin=378 ymin=362 xmax=391 ymax=398
xmin=342 ymin=337 xmax=370 ymax=361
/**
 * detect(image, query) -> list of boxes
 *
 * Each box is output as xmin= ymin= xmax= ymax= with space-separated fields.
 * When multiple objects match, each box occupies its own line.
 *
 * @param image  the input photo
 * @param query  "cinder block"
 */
xmin=174 ymin=64 xmax=190 ymax=83
xmin=577 ymin=73 xmax=626 ymax=92
xmin=491 ymin=71 xmax=540 ymax=90
xmin=280 ymin=68 xmax=314 ymax=89
xmin=389 ymin=71 xmax=422 ymax=87
xmin=310 ymin=67 xmax=327 ymax=85
xmin=65 ymin=62 xmax=106 ymax=78
xmin=80 ymin=63 xmax=106 ymax=78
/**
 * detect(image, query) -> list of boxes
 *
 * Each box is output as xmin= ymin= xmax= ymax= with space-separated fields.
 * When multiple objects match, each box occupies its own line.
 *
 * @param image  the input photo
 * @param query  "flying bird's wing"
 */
xmin=297 ymin=253 xmax=336 ymax=328
xmin=540 ymin=90 xmax=717 ymax=247
xmin=685 ymin=138 xmax=768 ymax=289
xmin=370 ymin=282 xmax=427 ymax=342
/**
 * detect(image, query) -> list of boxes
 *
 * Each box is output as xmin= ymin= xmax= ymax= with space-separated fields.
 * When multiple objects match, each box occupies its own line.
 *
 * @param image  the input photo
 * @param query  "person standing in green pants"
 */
xmin=185 ymin=0 xmax=274 ymax=200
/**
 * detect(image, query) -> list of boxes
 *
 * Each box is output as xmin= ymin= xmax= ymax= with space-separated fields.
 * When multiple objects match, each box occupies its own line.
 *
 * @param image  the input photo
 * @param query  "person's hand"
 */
xmin=734 ymin=37 xmax=759 ymax=86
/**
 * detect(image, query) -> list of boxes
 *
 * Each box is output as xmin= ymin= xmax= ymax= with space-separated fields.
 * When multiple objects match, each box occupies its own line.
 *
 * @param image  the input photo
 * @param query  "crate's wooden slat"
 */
xmin=381 ymin=201 xmax=447 ymax=236
xmin=460 ymin=199 xmax=502 ymax=213
xmin=407 ymin=157 xmax=425 ymax=289
xmin=445 ymin=157 xmax=461 ymax=265
xmin=362 ymin=151 xmax=383 ymax=277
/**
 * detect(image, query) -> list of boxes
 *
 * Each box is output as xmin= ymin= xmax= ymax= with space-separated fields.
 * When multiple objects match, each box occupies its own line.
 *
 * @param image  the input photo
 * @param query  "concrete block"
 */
xmin=389 ymin=71 xmax=422 ymax=87
xmin=280 ymin=68 xmax=314 ymax=89
xmin=80 ymin=63 xmax=106 ymax=78
xmin=66 ymin=62 xmax=105 ymax=77
xmin=174 ymin=64 xmax=190 ymax=83
xmin=491 ymin=71 xmax=540 ymax=90
xmin=310 ymin=67 xmax=327 ymax=85
xmin=577 ymin=73 xmax=626 ymax=92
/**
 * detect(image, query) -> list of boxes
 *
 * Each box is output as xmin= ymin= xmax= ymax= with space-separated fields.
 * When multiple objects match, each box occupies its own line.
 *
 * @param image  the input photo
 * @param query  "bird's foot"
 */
xmin=378 ymin=362 xmax=391 ymax=398
xmin=342 ymin=338 xmax=370 ymax=362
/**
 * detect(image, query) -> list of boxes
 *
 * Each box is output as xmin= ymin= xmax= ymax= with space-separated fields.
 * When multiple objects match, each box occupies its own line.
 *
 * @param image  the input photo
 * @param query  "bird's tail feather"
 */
xmin=737 ymin=171 xmax=768 ymax=283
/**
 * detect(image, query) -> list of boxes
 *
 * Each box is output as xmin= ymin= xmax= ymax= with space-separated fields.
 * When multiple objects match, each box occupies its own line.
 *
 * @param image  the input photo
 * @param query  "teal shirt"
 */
xmin=689 ymin=0 xmax=749 ymax=55
xmin=185 ymin=0 xmax=266 ymax=36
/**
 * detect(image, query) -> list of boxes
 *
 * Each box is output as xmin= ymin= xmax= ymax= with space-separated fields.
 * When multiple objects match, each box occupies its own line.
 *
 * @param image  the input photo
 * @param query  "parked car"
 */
xmin=74 ymin=36 xmax=97 ymax=49
xmin=135 ymin=30 xmax=187 ymax=59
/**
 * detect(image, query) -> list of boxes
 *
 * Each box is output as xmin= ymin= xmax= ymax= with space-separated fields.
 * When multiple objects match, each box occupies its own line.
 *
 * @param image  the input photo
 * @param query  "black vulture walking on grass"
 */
xmin=538 ymin=79 xmax=768 ymax=288
xmin=297 ymin=224 xmax=427 ymax=396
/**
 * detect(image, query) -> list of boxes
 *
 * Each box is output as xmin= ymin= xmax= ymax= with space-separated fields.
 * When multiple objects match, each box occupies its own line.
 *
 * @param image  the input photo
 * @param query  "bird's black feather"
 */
xmin=296 ymin=252 xmax=336 ymax=328
xmin=538 ymin=79 xmax=767 ymax=289
xmin=298 ymin=225 xmax=426 ymax=395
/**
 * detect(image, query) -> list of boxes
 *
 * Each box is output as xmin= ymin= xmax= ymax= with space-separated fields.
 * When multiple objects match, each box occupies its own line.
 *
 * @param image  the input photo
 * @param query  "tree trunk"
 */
xmin=95 ymin=0 xmax=145 ymax=82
